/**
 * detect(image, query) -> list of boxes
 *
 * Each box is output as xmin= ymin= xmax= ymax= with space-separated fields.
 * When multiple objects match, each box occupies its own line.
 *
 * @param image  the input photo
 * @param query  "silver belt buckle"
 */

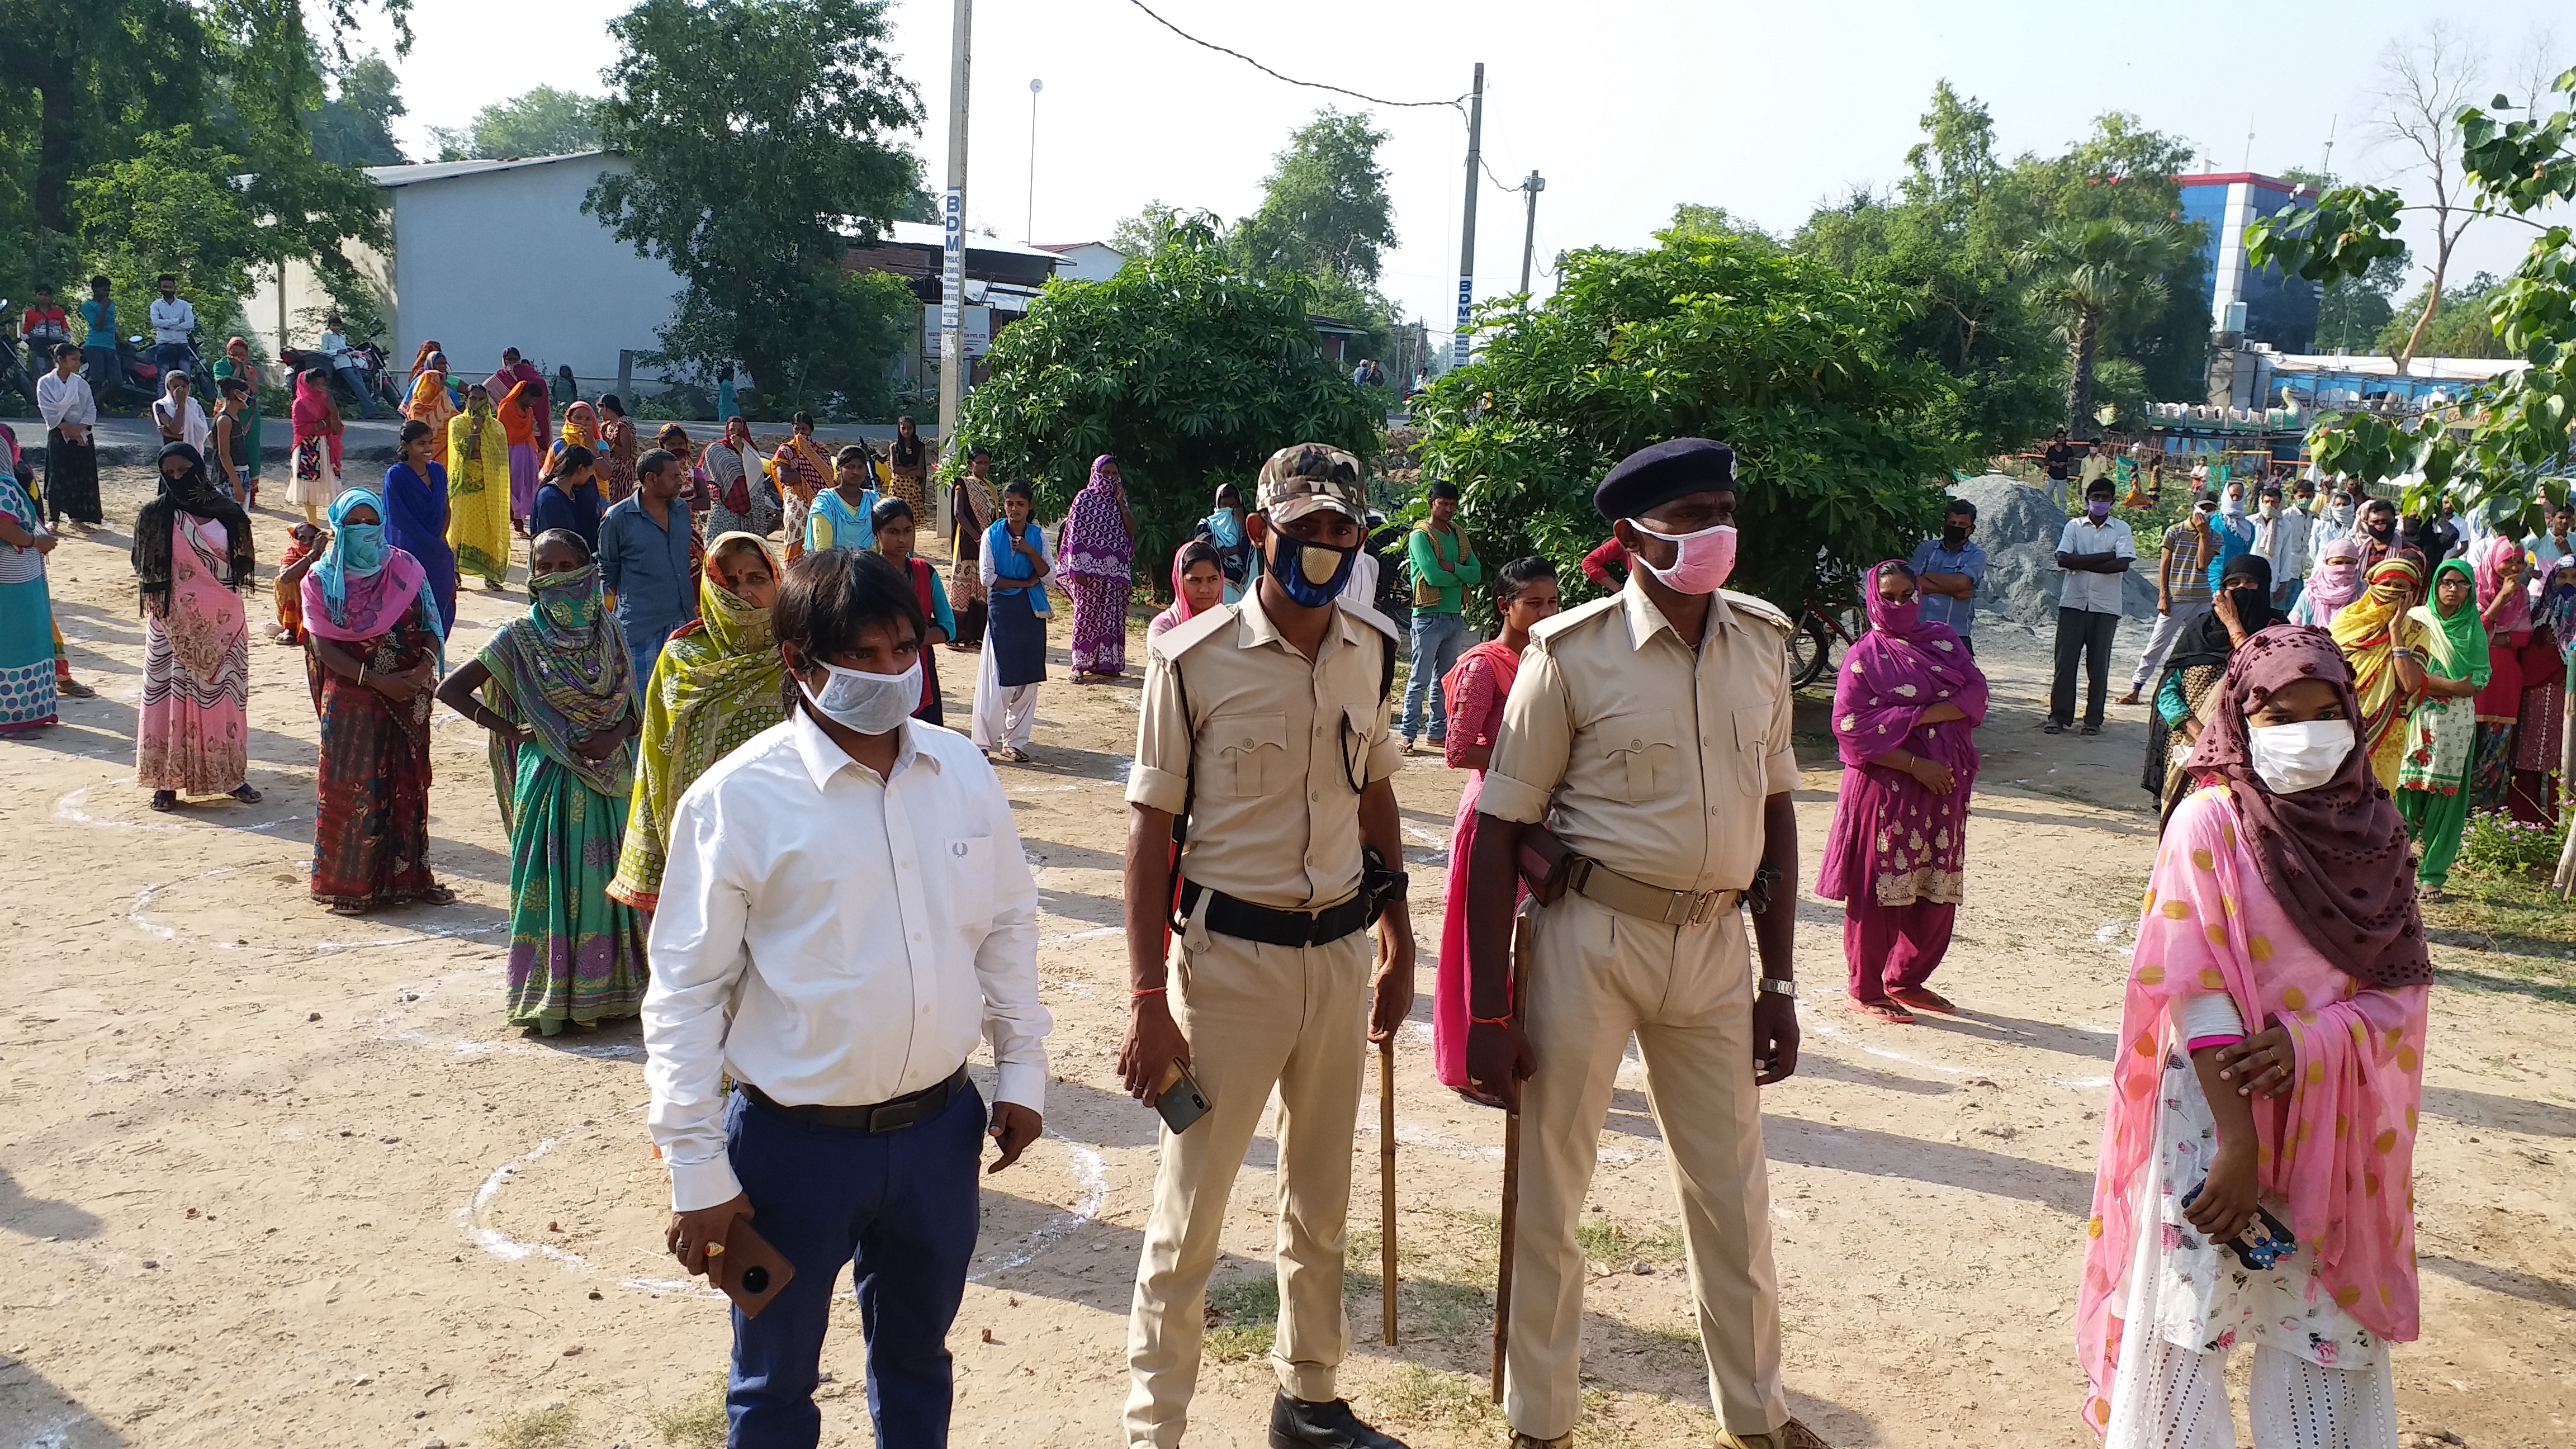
xmin=1686 ymin=889 xmax=1726 ymax=926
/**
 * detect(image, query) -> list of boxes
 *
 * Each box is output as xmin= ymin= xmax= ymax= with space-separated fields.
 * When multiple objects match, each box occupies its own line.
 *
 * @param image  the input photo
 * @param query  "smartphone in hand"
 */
xmin=1154 ymin=1061 xmax=1211 ymax=1135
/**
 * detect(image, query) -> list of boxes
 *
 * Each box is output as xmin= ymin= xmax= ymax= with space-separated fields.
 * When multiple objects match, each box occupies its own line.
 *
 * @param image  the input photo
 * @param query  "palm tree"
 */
xmin=2016 ymin=218 xmax=2188 ymax=430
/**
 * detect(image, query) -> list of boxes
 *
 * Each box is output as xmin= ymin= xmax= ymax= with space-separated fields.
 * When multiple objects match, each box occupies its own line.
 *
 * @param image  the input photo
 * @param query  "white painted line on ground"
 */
xmin=968 ymin=1134 xmax=1110 ymax=1282
xmin=57 ymin=784 xmax=182 ymax=832
xmin=1803 ymin=1016 xmax=1968 ymax=1076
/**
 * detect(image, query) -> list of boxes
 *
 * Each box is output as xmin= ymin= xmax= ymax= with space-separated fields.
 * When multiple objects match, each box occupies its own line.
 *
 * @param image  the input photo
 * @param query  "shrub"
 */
xmin=2455 ymin=809 xmax=2563 ymax=879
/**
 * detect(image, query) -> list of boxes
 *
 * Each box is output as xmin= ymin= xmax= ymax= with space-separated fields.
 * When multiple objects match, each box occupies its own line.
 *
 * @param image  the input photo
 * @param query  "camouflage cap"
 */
xmin=1256 ymin=442 xmax=1366 ymax=524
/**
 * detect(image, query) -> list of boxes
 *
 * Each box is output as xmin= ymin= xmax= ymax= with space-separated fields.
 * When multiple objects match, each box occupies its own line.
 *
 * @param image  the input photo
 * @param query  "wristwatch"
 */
xmin=1756 ymin=977 xmax=1797 ymax=999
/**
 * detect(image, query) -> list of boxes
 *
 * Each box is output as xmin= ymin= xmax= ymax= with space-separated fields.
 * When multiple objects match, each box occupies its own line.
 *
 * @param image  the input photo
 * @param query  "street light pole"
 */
xmin=1517 ymin=170 xmax=1545 ymax=299
xmin=1025 ymin=78 xmax=1043 ymax=244
xmin=937 ymin=0 xmax=971 ymax=538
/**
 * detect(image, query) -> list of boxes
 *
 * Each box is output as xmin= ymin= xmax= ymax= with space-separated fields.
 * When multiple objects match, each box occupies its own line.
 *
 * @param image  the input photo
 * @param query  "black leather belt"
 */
xmin=738 ymin=1064 xmax=970 ymax=1133
xmin=1177 ymin=880 xmax=1370 ymax=949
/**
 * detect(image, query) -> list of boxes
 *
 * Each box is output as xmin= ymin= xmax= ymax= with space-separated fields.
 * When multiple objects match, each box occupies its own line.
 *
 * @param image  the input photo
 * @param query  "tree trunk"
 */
xmin=2393 ymin=220 xmax=2457 ymax=376
xmin=2067 ymin=307 xmax=2099 ymax=432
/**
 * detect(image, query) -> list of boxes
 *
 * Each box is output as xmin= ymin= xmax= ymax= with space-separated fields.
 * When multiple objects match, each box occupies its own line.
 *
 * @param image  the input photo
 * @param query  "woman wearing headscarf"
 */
xmin=1432 ymin=557 xmax=1559 ymax=1092
xmin=287 ymin=369 xmax=344 ymax=528
xmin=770 ymin=412 xmax=833 ymax=562
xmin=608 ymin=533 xmax=787 ymax=915
xmin=435 ymin=528 xmax=647 ymax=1033
xmin=947 ymin=444 xmax=998 ymax=650
xmin=404 ymin=351 xmax=460 ymax=470
xmin=1188 ymin=482 xmax=1255 ymax=605
xmin=872 ymin=496 xmax=954 ymax=723
xmin=2289 ymin=536 xmax=2365 ymax=631
xmin=595 ymin=394 xmax=639 ymax=505
xmin=404 ymin=338 xmax=442 ymax=394
xmin=1148 ymin=539 xmax=1226 ymax=643
xmin=2512 ymin=554 xmax=2575 ymax=825
xmin=887 ymin=413 xmax=931 ymax=516
xmin=2078 ymin=626 xmax=2428 ymax=1447
xmin=2468 ymin=536 xmax=2546 ymax=811
xmin=303 ymin=487 xmax=449 ymax=912
xmin=446 ymin=382 xmax=513 ymax=590
xmin=1816 ymin=560 xmax=1991 ymax=1024
xmin=131 ymin=443 xmax=258 ymax=811
xmin=2329 ymin=556 xmax=2433 ymax=793
xmin=2395 ymin=556 xmax=2490 ymax=899
xmin=550 ymin=400 xmax=596 ymax=467
xmin=0 ymin=448 xmax=64 ymax=733
xmin=1059 ymin=453 xmax=1135 ymax=680
xmin=383 ymin=420 xmax=457 ymax=630
xmin=702 ymin=416 xmax=778 ymax=542
xmin=2145 ymin=555 xmax=2287 ymax=822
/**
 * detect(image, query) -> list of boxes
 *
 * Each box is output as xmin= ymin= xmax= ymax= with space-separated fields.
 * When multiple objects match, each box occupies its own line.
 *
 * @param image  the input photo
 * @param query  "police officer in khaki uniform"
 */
xmin=1118 ymin=443 xmax=1415 ymax=1449
xmin=1464 ymin=439 xmax=1825 ymax=1449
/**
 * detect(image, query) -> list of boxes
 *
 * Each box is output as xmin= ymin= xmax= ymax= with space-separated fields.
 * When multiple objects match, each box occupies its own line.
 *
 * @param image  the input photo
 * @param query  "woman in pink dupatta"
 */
xmin=1431 ymin=557 xmax=1558 ymax=1093
xmin=1815 ymin=560 xmax=1988 ymax=1024
xmin=2078 ymin=626 xmax=2428 ymax=1447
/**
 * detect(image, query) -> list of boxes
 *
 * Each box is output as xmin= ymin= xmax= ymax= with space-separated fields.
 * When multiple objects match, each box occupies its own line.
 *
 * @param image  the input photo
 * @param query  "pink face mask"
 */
xmin=1631 ymin=522 xmax=1739 ymax=594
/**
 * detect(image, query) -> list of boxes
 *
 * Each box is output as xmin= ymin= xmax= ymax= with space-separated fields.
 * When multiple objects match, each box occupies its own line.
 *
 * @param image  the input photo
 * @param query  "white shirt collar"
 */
xmin=789 ymin=704 xmax=936 ymax=790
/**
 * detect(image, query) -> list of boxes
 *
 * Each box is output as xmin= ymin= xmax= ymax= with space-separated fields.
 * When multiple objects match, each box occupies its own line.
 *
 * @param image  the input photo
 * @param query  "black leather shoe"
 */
xmin=1269 ymin=1391 xmax=1409 ymax=1449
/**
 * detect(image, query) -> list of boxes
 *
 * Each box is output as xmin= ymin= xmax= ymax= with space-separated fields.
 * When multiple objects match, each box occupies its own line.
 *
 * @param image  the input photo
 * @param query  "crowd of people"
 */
xmin=0 ymin=370 xmax=2455 ymax=1449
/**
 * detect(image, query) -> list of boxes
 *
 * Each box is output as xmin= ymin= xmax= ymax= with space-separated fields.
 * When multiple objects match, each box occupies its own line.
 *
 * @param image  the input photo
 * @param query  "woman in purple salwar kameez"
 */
xmin=1816 ymin=559 xmax=1990 ymax=1024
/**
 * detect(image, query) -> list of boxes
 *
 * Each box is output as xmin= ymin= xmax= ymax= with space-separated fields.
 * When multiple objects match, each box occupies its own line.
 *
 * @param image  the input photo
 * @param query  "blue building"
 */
xmin=2175 ymin=172 xmax=2321 ymax=352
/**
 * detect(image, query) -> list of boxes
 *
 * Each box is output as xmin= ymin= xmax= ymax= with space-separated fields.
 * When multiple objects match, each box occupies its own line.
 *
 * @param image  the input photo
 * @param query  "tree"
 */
xmin=2372 ymin=274 xmax=2507 ymax=359
xmin=2369 ymin=23 xmax=2494 ymax=371
xmin=307 ymin=51 xmax=407 ymax=167
xmin=1231 ymin=109 xmax=1397 ymax=287
xmin=2314 ymin=247 xmax=2411 ymax=354
xmin=1108 ymin=201 xmax=1193 ymax=259
xmin=2247 ymin=65 xmax=2576 ymax=533
xmin=1659 ymin=205 xmax=1782 ymax=254
xmin=2017 ymin=218 xmax=2189 ymax=431
xmin=1414 ymin=233 xmax=1967 ymax=610
xmin=427 ymin=86 xmax=602 ymax=162
xmin=72 ymin=127 xmax=264 ymax=311
xmin=954 ymin=220 xmax=1381 ymax=575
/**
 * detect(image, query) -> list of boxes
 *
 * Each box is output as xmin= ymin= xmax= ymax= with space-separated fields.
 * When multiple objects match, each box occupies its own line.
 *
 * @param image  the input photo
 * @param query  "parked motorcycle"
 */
xmin=281 ymin=341 xmax=401 ymax=413
xmin=125 ymin=332 xmax=215 ymax=406
xmin=0 ymin=305 xmax=36 ymax=408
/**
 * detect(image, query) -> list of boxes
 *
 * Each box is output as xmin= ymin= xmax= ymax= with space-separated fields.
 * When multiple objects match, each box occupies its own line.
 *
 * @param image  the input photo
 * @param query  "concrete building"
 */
xmin=243 ymin=153 xmax=685 ymax=395
xmin=1032 ymin=241 xmax=1129 ymax=283
xmin=842 ymin=224 xmax=1063 ymax=392
xmin=2176 ymin=172 xmax=2321 ymax=352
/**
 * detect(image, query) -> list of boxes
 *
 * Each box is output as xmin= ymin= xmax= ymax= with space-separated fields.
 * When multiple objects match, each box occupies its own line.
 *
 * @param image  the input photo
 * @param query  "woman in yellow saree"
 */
xmin=404 ymin=352 xmax=460 ymax=470
xmin=2329 ymin=555 xmax=2433 ymax=791
xmin=445 ymin=382 xmax=514 ymax=589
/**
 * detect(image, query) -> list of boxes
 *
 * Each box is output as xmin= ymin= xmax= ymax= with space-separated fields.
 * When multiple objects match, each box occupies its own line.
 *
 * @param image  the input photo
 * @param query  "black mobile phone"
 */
xmin=1154 ymin=1061 xmax=1211 ymax=1135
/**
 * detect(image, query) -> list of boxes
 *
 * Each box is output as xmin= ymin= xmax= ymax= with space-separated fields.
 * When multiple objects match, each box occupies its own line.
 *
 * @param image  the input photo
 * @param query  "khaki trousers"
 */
xmin=1505 ymin=890 xmax=1786 ymax=1439
xmin=1123 ymin=919 xmax=1373 ymax=1447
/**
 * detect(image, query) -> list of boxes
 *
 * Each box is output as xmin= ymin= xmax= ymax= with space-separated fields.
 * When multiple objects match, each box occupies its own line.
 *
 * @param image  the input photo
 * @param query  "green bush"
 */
xmin=2456 ymin=810 xmax=2564 ymax=879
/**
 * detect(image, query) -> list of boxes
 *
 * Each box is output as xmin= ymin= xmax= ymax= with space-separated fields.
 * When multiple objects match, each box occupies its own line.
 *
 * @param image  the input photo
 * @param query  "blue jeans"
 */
xmin=333 ymin=361 xmax=376 ymax=418
xmin=724 ymin=1077 xmax=985 ymax=1448
xmin=1402 ymin=610 xmax=1467 ymax=743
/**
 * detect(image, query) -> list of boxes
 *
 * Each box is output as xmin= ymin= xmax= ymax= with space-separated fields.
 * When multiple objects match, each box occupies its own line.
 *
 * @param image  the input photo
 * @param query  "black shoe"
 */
xmin=1270 ymin=1391 xmax=1409 ymax=1449
xmin=2079 ymin=722 xmax=2101 ymax=736
xmin=2042 ymin=719 xmax=2065 ymax=735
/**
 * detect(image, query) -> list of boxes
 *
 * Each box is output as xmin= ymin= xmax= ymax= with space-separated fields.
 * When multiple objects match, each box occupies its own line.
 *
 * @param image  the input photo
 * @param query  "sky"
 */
xmin=355 ymin=0 xmax=2572 ymax=341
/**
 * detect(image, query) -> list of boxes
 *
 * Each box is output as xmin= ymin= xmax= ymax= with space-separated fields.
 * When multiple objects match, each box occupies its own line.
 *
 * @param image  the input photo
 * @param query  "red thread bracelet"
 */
xmin=1470 ymin=1013 xmax=1512 ymax=1025
xmin=1131 ymin=986 xmax=1168 ymax=997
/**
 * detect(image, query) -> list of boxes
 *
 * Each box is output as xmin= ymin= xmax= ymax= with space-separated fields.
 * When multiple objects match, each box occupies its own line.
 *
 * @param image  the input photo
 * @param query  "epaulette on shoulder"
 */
xmin=1528 ymin=593 xmax=1623 ymax=645
xmin=1148 ymin=602 xmax=1238 ymax=661
xmin=1723 ymin=589 xmax=1794 ymax=634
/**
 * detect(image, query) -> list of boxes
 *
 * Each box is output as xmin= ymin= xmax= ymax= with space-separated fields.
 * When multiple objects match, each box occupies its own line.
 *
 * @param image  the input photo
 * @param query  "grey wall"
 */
xmin=390 ymin=159 xmax=684 ymax=392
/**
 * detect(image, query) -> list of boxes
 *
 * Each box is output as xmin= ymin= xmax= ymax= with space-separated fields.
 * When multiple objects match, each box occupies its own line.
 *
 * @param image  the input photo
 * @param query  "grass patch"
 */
xmin=650 ymin=1375 xmax=730 ymax=1449
xmin=1378 ymin=1362 xmax=1505 ymax=1437
xmin=1574 ymin=1216 xmax=1684 ymax=1268
xmin=493 ymin=1405 xmax=579 ymax=1449
xmin=1204 ymin=1271 xmax=1279 ymax=1363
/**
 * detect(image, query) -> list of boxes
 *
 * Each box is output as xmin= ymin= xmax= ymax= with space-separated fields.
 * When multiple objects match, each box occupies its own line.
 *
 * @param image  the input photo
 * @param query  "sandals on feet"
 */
xmin=230 ymin=784 xmax=263 ymax=804
xmin=1848 ymin=996 xmax=1916 ymax=1025
xmin=1889 ymin=986 xmax=1957 ymax=1016
xmin=150 ymin=790 xmax=179 ymax=812
xmin=58 ymin=678 xmax=96 ymax=699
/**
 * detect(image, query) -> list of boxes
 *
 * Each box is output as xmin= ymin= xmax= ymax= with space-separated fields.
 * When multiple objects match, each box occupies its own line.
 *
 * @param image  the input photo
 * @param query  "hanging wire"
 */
xmin=1123 ymin=0 xmax=1470 ymax=115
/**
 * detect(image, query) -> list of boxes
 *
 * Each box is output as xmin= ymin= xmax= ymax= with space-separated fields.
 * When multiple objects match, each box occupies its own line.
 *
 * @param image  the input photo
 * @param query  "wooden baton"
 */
xmin=1491 ymin=908 xmax=1532 ymax=1403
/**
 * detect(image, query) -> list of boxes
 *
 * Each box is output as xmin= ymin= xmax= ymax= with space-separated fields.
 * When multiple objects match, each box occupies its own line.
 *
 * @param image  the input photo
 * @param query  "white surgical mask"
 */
xmin=799 ymin=657 xmax=920 ymax=735
xmin=2246 ymin=718 xmax=2354 ymax=794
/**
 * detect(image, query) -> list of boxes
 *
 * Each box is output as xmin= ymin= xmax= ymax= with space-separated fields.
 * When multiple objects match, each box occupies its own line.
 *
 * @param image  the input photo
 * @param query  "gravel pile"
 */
xmin=1949 ymin=473 xmax=2157 ymax=628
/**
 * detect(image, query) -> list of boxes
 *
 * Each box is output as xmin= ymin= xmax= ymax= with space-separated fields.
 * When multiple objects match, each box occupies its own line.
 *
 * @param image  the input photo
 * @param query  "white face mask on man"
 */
xmin=799 ymin=657 xmax=920 ymax=735
xmin=2246 ymin=718 xmax=2355 ymax=794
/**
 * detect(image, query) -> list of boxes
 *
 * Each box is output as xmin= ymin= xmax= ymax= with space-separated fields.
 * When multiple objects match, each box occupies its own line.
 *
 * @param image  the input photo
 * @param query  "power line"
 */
xmin=1123 ymin=0 xmax=1469 ymax=115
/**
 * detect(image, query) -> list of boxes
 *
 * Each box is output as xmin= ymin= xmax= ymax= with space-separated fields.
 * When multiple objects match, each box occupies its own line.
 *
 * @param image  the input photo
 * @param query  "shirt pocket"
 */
xmin=1595 ymin=709 xmax=1677 ymax=803
xmin=1209 ymin=712 xmax=1290 ymax=797
xmin=1731 ymin=702 xmax=1776 ymax=798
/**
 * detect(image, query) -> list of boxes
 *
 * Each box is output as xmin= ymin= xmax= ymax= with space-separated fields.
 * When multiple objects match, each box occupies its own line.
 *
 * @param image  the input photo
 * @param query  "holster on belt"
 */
xmin=1516 ymin=822 xmax=1741 ymax=927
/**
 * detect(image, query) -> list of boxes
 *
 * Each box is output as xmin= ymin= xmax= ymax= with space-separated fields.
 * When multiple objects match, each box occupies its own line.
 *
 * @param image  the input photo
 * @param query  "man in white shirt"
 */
xmin=643 ymin=548 xmax=1050 ymax=1448
xmin=2048 ymin=477 xmax=2137 ymax=734
xmin=2251 ymin=483 xmax=2311 ymax=613
xmin=2526 ymin=505 xmax=2574 ymax=577
xmin=148 ymin=273 xmax=196 ymax=378
xmin=315 ymin=311 xmax=376 ymax=418
xmin=34 ymin=344 xmax=101 ymax=527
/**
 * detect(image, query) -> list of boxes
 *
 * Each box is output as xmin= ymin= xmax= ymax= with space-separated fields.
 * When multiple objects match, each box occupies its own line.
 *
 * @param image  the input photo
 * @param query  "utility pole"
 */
xmin=1025 ymin=78 xmax=1043 ymax=244
xmin=1517 ymin=170 xmax=1545 ymax=298
xmin=936 ymin=0 xmax=971 ymax=538
xmin=1451 ymin=63 xmax=1484 ymax=370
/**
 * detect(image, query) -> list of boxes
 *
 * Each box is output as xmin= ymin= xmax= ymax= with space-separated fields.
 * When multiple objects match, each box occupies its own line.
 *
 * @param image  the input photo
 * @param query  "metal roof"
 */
xmin=363 ymin=151 xmax=609 ymax=187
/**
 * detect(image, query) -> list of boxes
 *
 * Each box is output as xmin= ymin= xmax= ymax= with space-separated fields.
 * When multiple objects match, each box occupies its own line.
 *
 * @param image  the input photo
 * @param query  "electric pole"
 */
xmin=1517 ymin=170 xmax=1545 ymax=298
xmin=936 ymin=0 xmax=972 ymax=538
xmin=1451 ymin=63 xmax=1484 ymax=370
xmin=1025 ymin=78 xmax=1042 ymax=244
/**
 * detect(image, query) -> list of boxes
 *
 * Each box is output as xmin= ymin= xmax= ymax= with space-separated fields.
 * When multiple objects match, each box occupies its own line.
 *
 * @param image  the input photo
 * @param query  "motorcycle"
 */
xmin=0 ymin=305 xmax=36 ymax=408
xmin=125 ymin=332 xmax=216 ymax=406
xmin=281 ymin=341 xmax=402 ymax=413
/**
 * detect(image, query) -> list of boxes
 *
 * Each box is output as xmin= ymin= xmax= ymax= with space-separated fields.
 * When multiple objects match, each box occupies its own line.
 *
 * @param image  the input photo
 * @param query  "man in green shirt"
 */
xmin=1400 ymin=479 xmax=1483 ymax=751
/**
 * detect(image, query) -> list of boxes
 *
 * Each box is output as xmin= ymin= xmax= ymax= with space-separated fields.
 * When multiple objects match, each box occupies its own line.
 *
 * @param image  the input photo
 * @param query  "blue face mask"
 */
xmin=1207 ymin=506 xmax=1245 ymax=548
xmin=1265 ymin=528 xmax=1358 ymax=608
xmin=335 ymin=522 xmax=385 ymax=576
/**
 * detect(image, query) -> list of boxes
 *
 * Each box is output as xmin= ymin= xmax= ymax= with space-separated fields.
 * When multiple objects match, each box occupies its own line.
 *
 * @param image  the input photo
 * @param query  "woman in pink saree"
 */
xmin=2078 ymin=626 xmax=2428 ymax=1447
xmin=1815 ymin=559 xmax=1989 ymax=1024
xmin=1430 ymin=557 xmax=1557 ymax=1095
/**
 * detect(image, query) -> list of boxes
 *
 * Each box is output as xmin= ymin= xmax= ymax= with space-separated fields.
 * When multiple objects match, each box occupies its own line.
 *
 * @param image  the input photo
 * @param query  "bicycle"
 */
xmin=1787 ymin=595 xmax=1860 ymax=690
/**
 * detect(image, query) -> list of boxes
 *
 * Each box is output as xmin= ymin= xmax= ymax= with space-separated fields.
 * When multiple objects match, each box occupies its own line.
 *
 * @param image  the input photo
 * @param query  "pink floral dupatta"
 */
xmin=2076 ymin=782 xmax=2430 ymax=1434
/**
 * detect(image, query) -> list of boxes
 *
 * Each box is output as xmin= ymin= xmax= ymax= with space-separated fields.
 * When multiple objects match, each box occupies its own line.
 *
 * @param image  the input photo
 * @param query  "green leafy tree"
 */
xmin=1232 ymin=110 xmax=1398 ymax=286
xmin=2372 ymin=273 xmax=2507 ymax=358
xmin=588 ymin=0 xmax=925 ymax=415
xmin=2016 ymin=217 xmax=2190 ymax=431
xmin=1659 ymin=204 xmax=1782 ymax=254
xmin=1414 ymin=233 xmax=1967 ymax=610
xmin=307 ymin=51 xmax=407 ymax=167
xmin=2246 ymin=65 xmax=2576 ymax=533
xmin=427 ymin=86 xmax=602 ymax=162
xmin=72 ymin=127 xmax=264 ymax=312
xmin=2314 ymin=247 xmax=2410 ymax=354
xmin=955 ymin=221 xmax=1381 ymax=575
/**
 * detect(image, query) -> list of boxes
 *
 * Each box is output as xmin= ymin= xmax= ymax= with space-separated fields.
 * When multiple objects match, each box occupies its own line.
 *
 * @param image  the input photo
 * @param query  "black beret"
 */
xmin=1593 ymin=438 xmax=1737 ymax=523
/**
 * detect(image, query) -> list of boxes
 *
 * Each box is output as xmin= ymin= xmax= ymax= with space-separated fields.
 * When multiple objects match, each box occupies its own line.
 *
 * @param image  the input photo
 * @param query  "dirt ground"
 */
xmin=3 ymin=470 xmax=2571 ymax=1449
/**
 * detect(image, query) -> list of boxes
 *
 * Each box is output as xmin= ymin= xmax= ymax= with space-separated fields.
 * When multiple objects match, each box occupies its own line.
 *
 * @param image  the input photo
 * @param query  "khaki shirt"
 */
xmin=1127 ymin=588 xmax=1403 ymax=911
xmin=1480 ymin=580 xmax=1797 ymax=894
